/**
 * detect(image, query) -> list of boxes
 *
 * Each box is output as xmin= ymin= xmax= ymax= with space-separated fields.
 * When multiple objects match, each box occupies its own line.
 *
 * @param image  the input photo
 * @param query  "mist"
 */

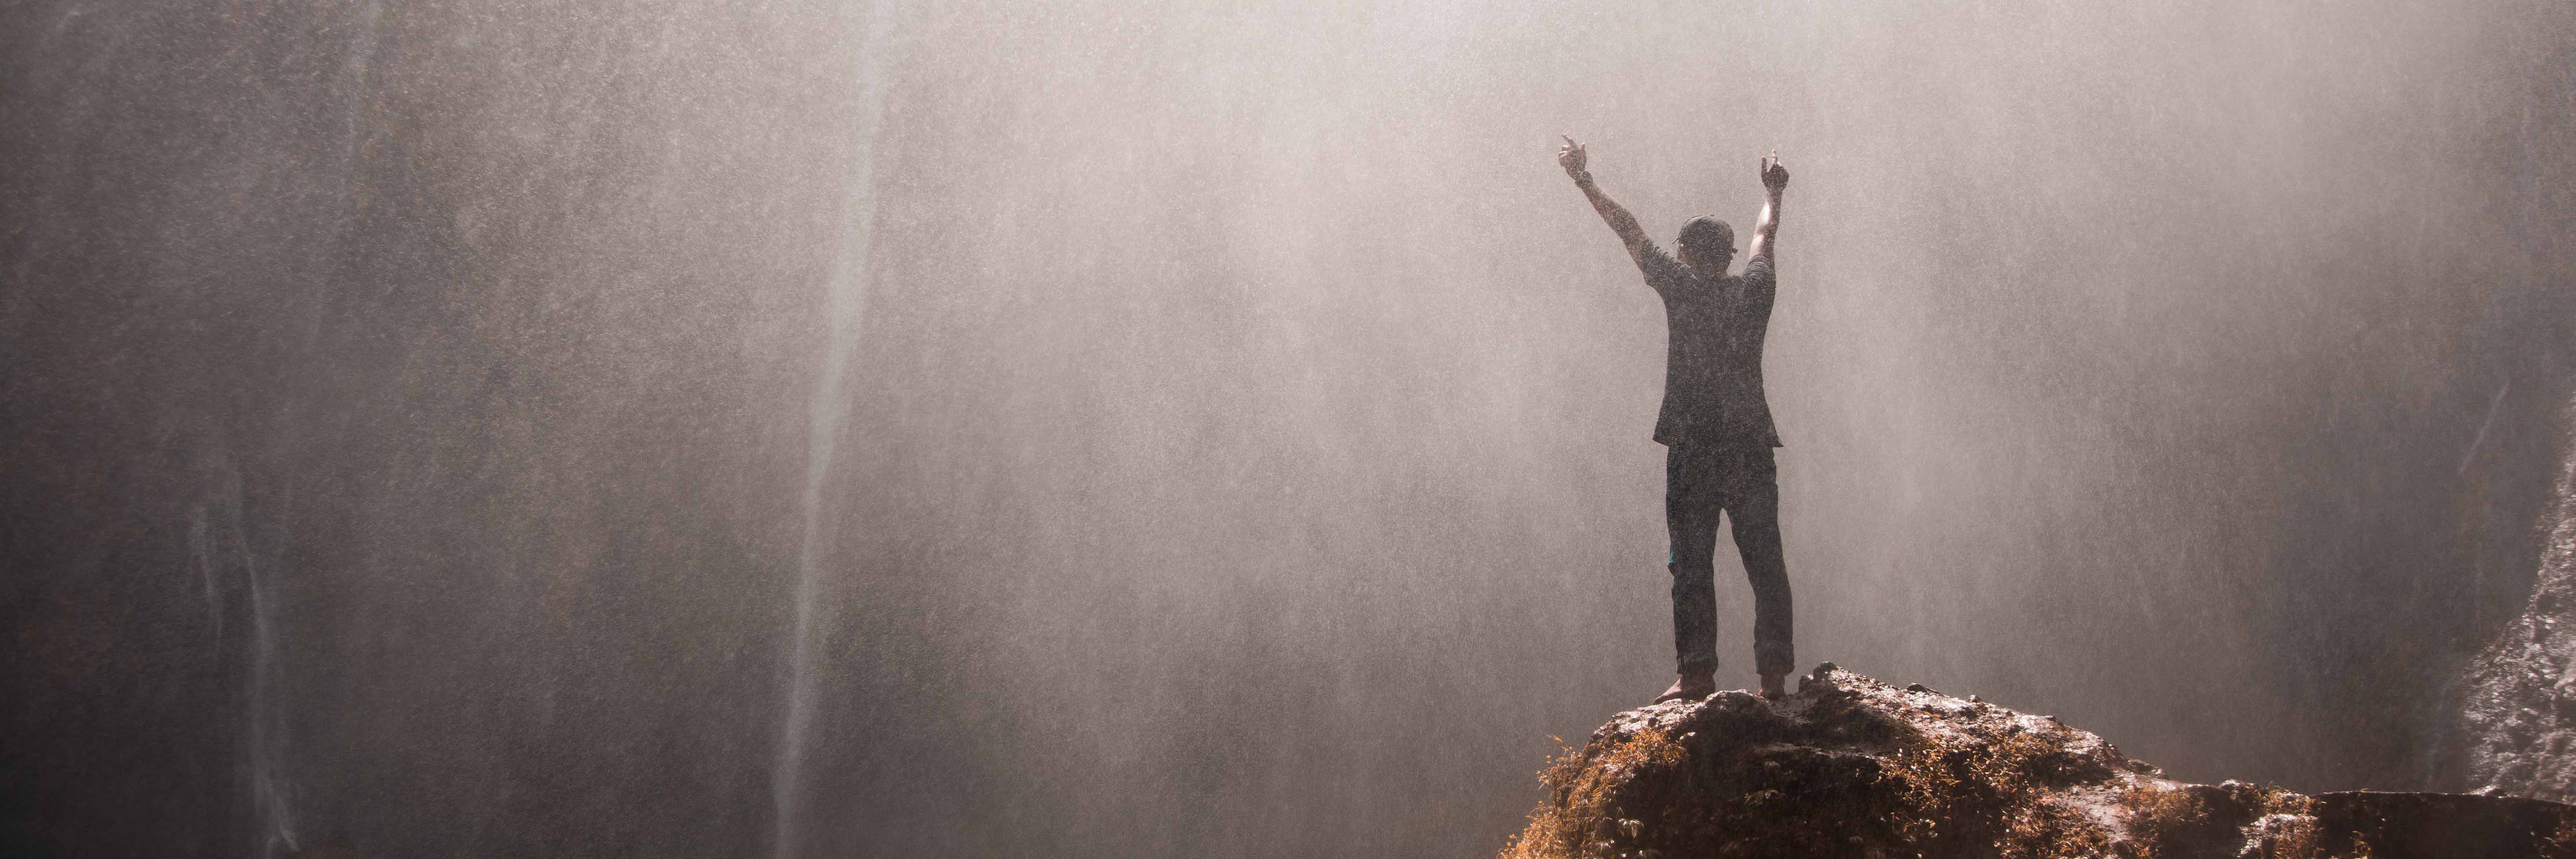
xmin=5 ymin=0 xmax=2572 ymax=856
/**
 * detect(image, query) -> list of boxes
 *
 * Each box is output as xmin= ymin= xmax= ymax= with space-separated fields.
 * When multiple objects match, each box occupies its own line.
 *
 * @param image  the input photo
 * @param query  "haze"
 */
xmin=4 ymin=0 xmax=2571 ymax=856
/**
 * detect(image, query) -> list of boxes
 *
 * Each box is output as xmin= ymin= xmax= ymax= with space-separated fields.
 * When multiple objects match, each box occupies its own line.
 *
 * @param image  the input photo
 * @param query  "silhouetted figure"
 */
xmin=1560 ymin=135 xmax=1794 ymax=702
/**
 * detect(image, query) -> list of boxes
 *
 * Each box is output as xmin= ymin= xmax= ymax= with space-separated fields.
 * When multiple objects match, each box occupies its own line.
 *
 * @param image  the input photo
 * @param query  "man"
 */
xmin=1558 ymin=134 xmax=1794 ymax=702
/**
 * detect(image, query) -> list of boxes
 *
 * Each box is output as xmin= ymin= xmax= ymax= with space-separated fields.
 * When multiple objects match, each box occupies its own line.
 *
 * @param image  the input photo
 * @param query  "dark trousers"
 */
xmin=1666 ymin=443 xmax=1794 ymax=677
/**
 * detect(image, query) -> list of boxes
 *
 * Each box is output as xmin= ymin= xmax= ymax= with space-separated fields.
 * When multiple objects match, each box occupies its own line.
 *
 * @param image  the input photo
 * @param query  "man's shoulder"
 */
xmin=1637 ymin=238 xmax=1681 ymax=269
xmin=1731 ymin=255 xmax=1775 ymax=290
xmin=1636 ymin=239 xmax=1689 ymax=291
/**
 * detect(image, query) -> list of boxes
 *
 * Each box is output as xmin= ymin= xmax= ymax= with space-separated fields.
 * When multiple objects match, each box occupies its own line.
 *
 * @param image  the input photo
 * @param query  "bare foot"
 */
xmin=1758 ymin=673 xmax=1787 ymax=700
xmin=1654 ymin=673 xmax=1716 ymax=702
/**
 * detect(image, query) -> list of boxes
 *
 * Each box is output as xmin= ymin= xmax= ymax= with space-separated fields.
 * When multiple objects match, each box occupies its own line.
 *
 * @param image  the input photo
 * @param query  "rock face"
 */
xmin=1502 ymin=667 xmax=2576 ymax=859
xmin=2452 ymin=399 xmax=2576 ymax=802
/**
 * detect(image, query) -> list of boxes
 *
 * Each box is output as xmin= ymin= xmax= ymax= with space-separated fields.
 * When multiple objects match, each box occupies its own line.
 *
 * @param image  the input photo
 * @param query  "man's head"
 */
xmin=1676 ymin=216 xmax=1736 ymax=271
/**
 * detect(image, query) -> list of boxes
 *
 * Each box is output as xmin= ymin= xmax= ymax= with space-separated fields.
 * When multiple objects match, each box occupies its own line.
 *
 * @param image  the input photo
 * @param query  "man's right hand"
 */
xmin=1564 ymin=134 xmax=1647 ymax=258
xmin=1760 ymin=149 xmax=1789 ymax=194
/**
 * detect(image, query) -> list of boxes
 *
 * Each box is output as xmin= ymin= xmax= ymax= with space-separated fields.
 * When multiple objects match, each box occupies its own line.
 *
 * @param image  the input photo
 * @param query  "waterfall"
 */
xmin=194 ymin=459 xmax=298 ymax=857
xmin=773 ymin=4 xmax=904 ymax=856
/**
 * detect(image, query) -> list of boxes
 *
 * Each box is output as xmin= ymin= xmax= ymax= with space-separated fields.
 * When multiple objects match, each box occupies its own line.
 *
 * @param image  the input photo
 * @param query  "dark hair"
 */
xmin=1678 ymin=217 xmax=1736 ymax=258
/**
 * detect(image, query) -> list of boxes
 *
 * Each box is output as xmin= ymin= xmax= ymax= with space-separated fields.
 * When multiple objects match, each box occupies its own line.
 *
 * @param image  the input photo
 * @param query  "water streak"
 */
xmin=773 ymin=4 xmax=903 ymax=856
xmin=195 ymin=460 xmax=298 ymax=857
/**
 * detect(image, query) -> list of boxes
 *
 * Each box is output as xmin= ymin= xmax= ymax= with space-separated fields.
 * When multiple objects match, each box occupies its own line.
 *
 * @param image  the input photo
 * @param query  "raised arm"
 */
xmin=1560 ymin=135 xmax=1650 ymax=261
xmin=1746 ymin=150 xmax=1788 ymax=262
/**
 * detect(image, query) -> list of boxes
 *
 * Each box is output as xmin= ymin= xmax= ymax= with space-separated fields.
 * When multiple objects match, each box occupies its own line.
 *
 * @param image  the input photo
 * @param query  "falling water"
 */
xmin=238 ymin=503 xmax=294 ymax=859
xmin=192 ymin=460 xmax=298 ymax=857
xmin=774 ymin=4 xmax=905 ymax=856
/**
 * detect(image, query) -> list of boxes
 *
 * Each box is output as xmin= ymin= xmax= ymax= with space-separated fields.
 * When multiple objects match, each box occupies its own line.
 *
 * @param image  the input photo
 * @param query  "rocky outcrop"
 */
xmin=1503 ymin=667 xmax=2576 ymax=859
xmin=2451 ymin=397 xmax=2576 ymax=802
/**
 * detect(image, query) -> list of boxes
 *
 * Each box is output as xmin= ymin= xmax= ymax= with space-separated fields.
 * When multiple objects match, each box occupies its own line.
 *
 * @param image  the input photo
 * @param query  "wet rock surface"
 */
xmin=2452 ymin=401 xmax=2576 ymax=804
xmin=1503 ymin=667 xmax=2576 ymax=859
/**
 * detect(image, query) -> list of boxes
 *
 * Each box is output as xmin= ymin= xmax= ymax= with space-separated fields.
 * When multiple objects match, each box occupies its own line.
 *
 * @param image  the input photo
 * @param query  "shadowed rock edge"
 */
xmin=1503 ymin=667 xmax=2576 ymax=859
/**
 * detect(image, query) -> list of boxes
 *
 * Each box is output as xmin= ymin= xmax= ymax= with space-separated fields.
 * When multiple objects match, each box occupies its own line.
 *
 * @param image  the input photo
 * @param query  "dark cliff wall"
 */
xmin=2449 ymin=395 xmax=2576 ymax=799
